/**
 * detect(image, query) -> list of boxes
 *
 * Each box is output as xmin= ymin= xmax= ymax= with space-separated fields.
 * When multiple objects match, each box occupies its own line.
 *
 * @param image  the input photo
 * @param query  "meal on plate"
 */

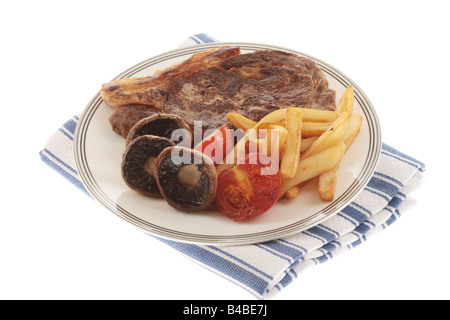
xmin=100 ymin=46 xmax=363 ymax=221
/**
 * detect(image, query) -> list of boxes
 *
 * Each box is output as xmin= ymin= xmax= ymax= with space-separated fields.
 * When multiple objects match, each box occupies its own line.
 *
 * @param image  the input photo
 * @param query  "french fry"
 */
xmin=247 ymin=138 xmax=266 ymax=155
xmin=256 ymin=109 xmax=287 ymax=127
xmin=227 ymin=113 xmax=256 ymax=131
xmin=227 ymin=108 xmax=337 ymax=140
xmin=341 ymin=113 xmax=363 ymax=150
xmin=300 ymin=108 xmax=338 ymax=122
xmin=318 ymin=164 xmax=339 ymax=201
xmin=336 ymin=85 xmax=355 ymax=114
xmin=280 ymin=108 xmax=302 ymax=178
xmin=301 ymin=122 xmax=333 ymax=137
xmin=246 ymin=135 xmax=276 ymax=160
xmin=256 ymin=123 xmax=286 ymax=137
xmin=300 ymin=137 xmax=318 ymax=153
xmin=317 ymin=113 xmax=363 ymax=201
xmin=256 ymin=108 xmax=338 ymax=127
xmin=224 ymin=126 xmax=257 ymax=165
xmin=302 ymin=112 xmax=349 ymax=159
xmin=257 ymin=123 xmax=288 ymax=158
xmin=223 ymin=104 xmax=362 ymax=203
xmin=223 ymin=122 xmax=287 ymax=165
xmin=280 ymin=142 xmax=346 ymax=197
xmin=284 ymin=185 xmax=301 ymax=200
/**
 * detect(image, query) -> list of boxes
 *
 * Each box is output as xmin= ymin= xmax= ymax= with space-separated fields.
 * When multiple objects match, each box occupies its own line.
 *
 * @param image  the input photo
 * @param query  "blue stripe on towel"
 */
xmin=255 ymin=244 xmax=293 ymax=262
xmin=278 ymin=272 xmax=294 ymax=288
xmin=367 ymin=177 xmax=400 ymax=197
xmin=39 ymin=150 xmax=89 ymax=196
xmin=322 ymin=241 xmax=339 ymax=253
xmin=382 ymin=143 xmax=425 ymax=170
xmin=302 ymin=230 xmax=327 ymax=244
xmin=63 ymin=119 xmax=77 ymax=135
xmin=385 ymin=210 xmax=400 ymax=226
xmin=43 ymin=148 xmax=78 ymax=175
xmin=159 ymin=239 xmax=270 ymax=297
xmin=259 ymin=241 xmax=305 ymax=260
xmin=354 ymin=222 xmax=372 ymax=235
xmin=278 ymin=239 xmax=308 ymax=256
xmin=351 ymin=202 xmax=374 ymax=217
xmin=194 ymin=33 xmax=216 ymax=43
xmin=340 ymin=205 xmax=370 ymax=225
xmin=388 ymin=195 xmax=403 ymax=209
xmin=315 ymin=252 xmax=332 ymax=264
xmin=306 ymin=226 xmax=338 ymax=243
xmin=59 ymin=128 xmax=74 ymax=140
xmin=373 ymin=171 xmax=403 ymax=188
xmin=189 ymin=36 xmax=201 ymax=44
xmin=207 ymin=246 xmax=273 ymax=281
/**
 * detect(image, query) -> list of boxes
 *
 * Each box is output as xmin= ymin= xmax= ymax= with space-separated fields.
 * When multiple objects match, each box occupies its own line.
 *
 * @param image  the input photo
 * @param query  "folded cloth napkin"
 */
xmin=40 ymin=33 xmax=425 ymax=299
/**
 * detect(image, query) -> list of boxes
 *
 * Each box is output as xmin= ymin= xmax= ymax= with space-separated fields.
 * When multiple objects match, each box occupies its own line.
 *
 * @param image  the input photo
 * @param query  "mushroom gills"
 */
xmin=126 ymin=113 xmax=192 ymax=147
xmin=121 ymin=135 xmax=175 ymax=197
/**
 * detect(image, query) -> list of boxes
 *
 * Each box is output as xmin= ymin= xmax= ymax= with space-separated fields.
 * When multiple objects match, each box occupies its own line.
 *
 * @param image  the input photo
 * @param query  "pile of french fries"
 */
xmin=225 ymin=85 xmax=363 ymax=202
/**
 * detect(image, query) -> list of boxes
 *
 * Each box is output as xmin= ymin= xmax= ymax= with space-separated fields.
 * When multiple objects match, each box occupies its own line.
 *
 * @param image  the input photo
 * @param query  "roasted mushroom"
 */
xmin=154 ymin=146 xmax=217 ymax=212
xmin=121 ymin=135 xmax=175 ymax=197
xmin=126 ymin=113 xmax=192 ymax=147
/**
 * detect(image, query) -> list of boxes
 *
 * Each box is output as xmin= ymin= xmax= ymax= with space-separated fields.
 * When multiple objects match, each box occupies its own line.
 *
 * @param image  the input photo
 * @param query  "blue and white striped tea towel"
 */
xmin=39 ymin=33 xmax=425 ymax=299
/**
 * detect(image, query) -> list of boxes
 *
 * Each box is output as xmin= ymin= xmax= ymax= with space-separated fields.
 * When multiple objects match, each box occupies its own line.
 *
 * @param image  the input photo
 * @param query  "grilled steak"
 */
xmin=222 ymin=50 xmax=335 ymax=110
xmin=109 ymin=104 xmax=159 ymax=138
xmin=106 ymin=48 xmax=336 ymax=138
xmin=163 ymin=65 xmax=317 ymax=134
xmin=102 ymin=46 xmax=241 ymax=109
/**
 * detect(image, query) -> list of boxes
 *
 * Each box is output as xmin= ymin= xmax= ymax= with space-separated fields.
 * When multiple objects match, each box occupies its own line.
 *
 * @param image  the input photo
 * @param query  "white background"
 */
xmin=1 ymin=0 xmax=449 ymax=300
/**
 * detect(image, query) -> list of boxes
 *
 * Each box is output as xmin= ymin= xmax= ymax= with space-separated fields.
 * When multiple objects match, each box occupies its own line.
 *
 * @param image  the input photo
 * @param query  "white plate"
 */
xmin=73 ymin=42 xmax=381 ymax=245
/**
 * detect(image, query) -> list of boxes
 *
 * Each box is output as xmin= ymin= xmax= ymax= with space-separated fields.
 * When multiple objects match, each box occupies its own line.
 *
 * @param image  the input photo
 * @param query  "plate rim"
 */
xmin=73 ymin=42 xmax=382 ymax=245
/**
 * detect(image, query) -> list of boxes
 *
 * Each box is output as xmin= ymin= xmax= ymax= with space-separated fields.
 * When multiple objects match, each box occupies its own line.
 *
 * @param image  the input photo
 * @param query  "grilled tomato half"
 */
xmin=215 ymin=153 xmax=281 ymax=221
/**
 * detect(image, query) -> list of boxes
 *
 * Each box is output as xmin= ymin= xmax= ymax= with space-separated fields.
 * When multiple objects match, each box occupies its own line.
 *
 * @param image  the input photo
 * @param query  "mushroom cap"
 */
xmin=125 ymin=113 xmax=192 ymax=147
xmin=121 ymin=135 xmax=175 ymax=197
xmin=154 ymin=146 xmax=217 ymax=212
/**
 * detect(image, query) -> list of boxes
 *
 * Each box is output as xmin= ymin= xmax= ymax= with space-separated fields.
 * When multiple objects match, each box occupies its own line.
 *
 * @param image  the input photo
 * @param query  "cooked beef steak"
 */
xmin=221 ymin=49 xmax=335 ymax=111
xmin=163 ymin=64 xmax=318 ymax=133
xmin=163 ymin=67 xmax=244 ymax=134
xmin=164 ymin=50 xmax=335 ymax=133
xmin=106 ymin=48 xmax=336 ymax=138
xmin=102 ymin=46 xmax=241 ymax=109
xmin=109 ymin=104 xmax=160 ymax=138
